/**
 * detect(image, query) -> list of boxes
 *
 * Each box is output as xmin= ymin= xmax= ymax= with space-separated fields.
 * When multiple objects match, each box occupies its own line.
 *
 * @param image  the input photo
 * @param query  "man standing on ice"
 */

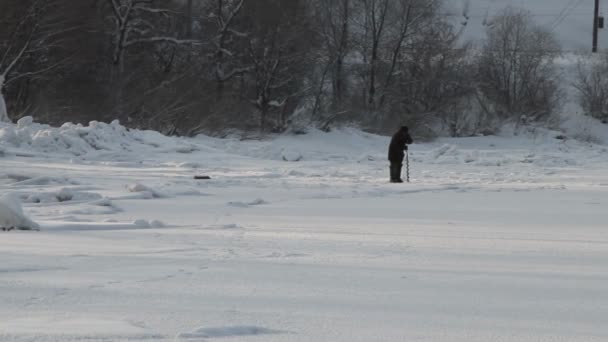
xmin=388 ymin=126 xmax=413 ymax=183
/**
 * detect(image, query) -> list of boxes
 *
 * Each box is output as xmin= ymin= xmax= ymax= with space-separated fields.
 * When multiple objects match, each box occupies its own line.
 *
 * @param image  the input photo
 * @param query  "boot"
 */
xmin=390 ymin=163 xmax=402 ymax=183
xmin=396 ymin=163 xmax=404 ymax=183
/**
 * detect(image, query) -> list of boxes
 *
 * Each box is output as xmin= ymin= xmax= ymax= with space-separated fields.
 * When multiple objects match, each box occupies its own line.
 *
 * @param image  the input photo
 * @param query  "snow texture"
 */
xmin=126 ymin=183 xmax=167 ymax=199
xmin=178 ymin=325 xmax=285 ymax=339
xmin=0 ymin=117 xmax=197 ymax=159
xmin=1 ymin=118 xmax=608 ymax=341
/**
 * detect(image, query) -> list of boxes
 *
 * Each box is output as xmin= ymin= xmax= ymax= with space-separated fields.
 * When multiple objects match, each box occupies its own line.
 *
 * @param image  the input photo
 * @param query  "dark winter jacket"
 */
xmin=388 ymin=126 xmax=413 ymax=162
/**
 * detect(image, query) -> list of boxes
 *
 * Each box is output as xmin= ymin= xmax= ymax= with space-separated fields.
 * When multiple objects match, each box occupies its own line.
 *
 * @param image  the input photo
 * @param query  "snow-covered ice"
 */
xmin=1 ymin=119 xmax=608 ymax=341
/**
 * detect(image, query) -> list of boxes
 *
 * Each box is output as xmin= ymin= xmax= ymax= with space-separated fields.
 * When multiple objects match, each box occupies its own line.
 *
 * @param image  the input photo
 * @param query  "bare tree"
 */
xmin=0 ymin=0 xmax=64 ymax=122
xmin=349 ymin=0 xmax=450 ymax=124
xmin=0 ymin=0 xmax=571 ymax=137
xmin=241 ymin=0 xmax=316 ymax=133
xmin=211 ymin=0 xmax=250 ymax=98
xmin=378 ymin=0 xmax=439 ymax=107
xmin=476 ymin=7 xmax=562 ymax=124
xmin=315 ymin=0 xmax=351 ymax=116
xmin=573 ymin=53 xmax=608 ymax=123
xmin=104 ymin=0 xmax=198 ymax=118
xmin=357 ymin=0 xmax=389 ymax=110
xmin=386 ymin=17 xmax=475 ymax=136
xmin=105 ymin=0 xmax=200 ymax=71
xmin=183 ymin=0 xmax=194 ymax=38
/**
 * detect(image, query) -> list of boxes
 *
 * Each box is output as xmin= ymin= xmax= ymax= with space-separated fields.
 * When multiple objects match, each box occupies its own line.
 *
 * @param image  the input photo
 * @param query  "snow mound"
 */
xmin=176 ymin=161 xmax=202 ymax=169
xmin=282 ymin=148 xmax=303 ymax=162
xmin=0 ymin=125 xmax=20 ymax=145
xmin=199 ymin=127 xmax=387 ymax=162
xmin=126 ymin=183 xmax=167 ymax=198
xmin=0 ymin=117 xmax=197 ymax=158
xmin=18 ymin=188 xmax=102 ymax=204
xmin=17 ymin=116 xmax=33 ymax=129
xmin=561 ymin=114 xmax=608 ymax=145
xmin=12 ymin=175 xmax=77 ymax=186
xmin=0 ymin=194 xmax=40 ymax=230
xmin=227 ymin=198 xmax=268 ymax=208
xmin=133 ymin=219 xmax=165 ymax=228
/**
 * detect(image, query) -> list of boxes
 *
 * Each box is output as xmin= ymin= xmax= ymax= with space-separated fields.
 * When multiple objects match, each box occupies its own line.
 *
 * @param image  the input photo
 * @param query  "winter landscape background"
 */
xmin=2 ymin=0 xmax=608 ymax=341
xmin=2 ymin=0 xmax=608 ymax=135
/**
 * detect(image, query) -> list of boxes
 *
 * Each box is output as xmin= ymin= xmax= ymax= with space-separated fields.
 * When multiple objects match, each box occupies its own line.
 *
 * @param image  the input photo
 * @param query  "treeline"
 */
xmin=0 ymin=0 xmax=606 ymax=137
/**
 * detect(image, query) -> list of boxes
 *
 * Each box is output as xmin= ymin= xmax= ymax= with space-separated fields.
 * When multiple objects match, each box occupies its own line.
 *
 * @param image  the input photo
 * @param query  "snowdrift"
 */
xmin=0 ymin=194 xmax=39 ymax=230
xmin=195 ymin=127 xmax=388 ymax=162
xmin=1 ymin=117 xmax=606 ymax=169
xmin=0 ymin=117 xmax=198 ymax=158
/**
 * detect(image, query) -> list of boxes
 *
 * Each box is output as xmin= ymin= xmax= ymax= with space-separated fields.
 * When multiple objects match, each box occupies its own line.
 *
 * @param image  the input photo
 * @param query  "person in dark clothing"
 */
xmin=388 ymin=126 xmax=413 ymax=183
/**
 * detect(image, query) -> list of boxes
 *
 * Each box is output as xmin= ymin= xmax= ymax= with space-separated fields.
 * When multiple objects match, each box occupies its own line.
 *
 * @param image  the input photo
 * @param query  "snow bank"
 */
xmin=19 ymin=189 xmax=102 ymax=204
xmin=197 ymin=127 xmax=387 ymax=162
xmin=0 ymin=117 xmax=197 ymax=158
xmin=561 ymin=114 xmax=608 ymax=145
xmin=0 ymin=194 xmax=39 ymax=230
xmin=1 ymin=115 xmax=605 ymax=173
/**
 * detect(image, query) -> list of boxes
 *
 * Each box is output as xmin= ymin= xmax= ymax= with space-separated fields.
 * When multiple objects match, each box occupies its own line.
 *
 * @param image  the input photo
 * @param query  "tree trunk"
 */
xmin=0 ymin=92 xmax=9 ymax=123
xmin=333 ymin=0 xmax=349 ymax=112
xmin=260 ymin=105 xmax=268 ymax=133
xmin=368 ymin=46 xmax=377 ymax=108
xmin=0 ymin=76 xmax=9 ymax=123
xmin=379 ymin=3 xmax=412 ymax=107
xmin=186 ymin=0 xmax=194 ymax=38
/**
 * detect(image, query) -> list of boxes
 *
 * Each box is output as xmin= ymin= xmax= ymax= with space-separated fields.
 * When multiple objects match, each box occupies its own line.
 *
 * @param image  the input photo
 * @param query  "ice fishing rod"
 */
xmin=405 ymin=149 xmax=410 ymax=183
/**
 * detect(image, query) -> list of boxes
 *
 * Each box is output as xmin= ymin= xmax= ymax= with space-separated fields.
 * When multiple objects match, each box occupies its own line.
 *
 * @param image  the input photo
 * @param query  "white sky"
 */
xmin=451 ymin=0 xmax=608 ymax=51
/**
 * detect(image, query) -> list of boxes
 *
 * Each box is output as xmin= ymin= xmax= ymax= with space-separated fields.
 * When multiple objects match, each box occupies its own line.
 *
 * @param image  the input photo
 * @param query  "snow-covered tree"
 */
xmin=105 ymin=0 xmax=199 ymax=71
xmin=104 ymin=0 xmax=199 ymax=117
xmin=211 ymin=0 xmax=249 ymax=96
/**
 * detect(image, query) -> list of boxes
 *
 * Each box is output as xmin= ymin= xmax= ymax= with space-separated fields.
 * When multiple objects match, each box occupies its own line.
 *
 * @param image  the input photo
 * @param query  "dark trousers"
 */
xmin=389 ymin=162 xmax=403 ymax=182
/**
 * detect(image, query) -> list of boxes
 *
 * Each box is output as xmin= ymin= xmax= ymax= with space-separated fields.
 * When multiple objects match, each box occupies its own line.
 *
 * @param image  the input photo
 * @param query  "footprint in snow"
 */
xmin=206 ymin=223 xmax=243 ymax=230
xmin=178 ymin=326 xmax=287 ymax=339
xmin=227 ymin=198 xmax=268 ymax=208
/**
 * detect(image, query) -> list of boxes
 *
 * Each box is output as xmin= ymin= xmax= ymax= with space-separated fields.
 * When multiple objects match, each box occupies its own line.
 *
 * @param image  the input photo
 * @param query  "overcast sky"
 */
xmin=450 ymin=0 xmax=608 ymax=52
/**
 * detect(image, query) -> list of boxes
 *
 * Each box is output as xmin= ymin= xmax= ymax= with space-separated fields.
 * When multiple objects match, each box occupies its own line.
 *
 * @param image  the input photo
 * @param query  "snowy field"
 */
xmin=1 ymin=119 xmax=608 ymax=341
